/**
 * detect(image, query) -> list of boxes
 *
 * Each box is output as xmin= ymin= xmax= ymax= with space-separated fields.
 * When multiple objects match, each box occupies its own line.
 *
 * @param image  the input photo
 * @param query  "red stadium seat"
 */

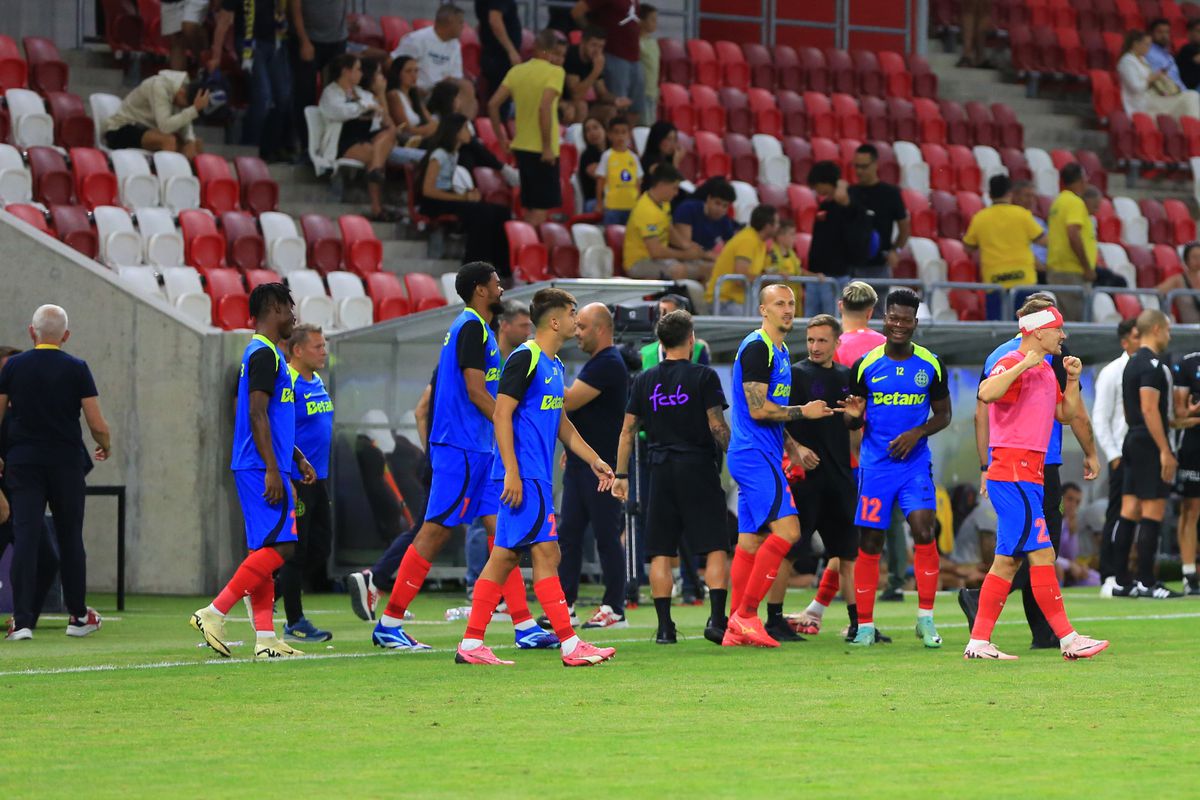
xmin=940 ymin=238 xmax=978 ymax=282
xmin=380 ymin=16 xmax=411 ymax=51
xmin=471 ymin=166 xmax=513 ymax=208
xmin=721 ymin=87 xmax=752 ymax=136
xmin=773 ymin=45 xmax=804 ymax=93
xmin=473 ymin=117 xmax=504 ymax=162
xmin=194 ymin=154 xmax=240 ymax=214
xmin=1132 ymin=113 xmax=1167 ymax=164
xmin=46 ymin=91 xmax=92 ymax=148
xmin=605 ymin=224 xmax=626 ymax=276
xmin=659 ymin=83 xmax=694 ymax=135
xmin=794 ymin=232 xmax=812 ymax=263
xmin=1112 ymin=293 xmax=1144 ymax=318
xmin=824 ymin=48 xmax=856 ymax=95
xmin=784 ymin=137 xmax=813 ymax=185
xmin=23 ymin=36 xmax=68 ymax=94
xmin=0 ymin=34 xmax=29 ymax=91
xmin=365 ymin=271 xmax=410 ymax=320
xmin=955 ymin=191 xmax=984 ymax=227
xmin=747 ymin=88 xmax=783 ymax=138
xmin=757 ymin=183 xmax=791 ymax=221
xmin=1140 ymin=198 xmax=1170 ymax=244
xmin=694 ymin=131 xmax=731 ymax=179
xmin=810 ymin=136 xmax=839 ymax=167
xmin=1000 ymin=147 xmax=1033 ymax=183
xmin=339 ymin=214 xmax=383 ymax=276
xmin=1056 ymin=27 xmax=1087 ymax=77
xmin=949 ymin=289 xmax=987 ymax=321
xmin=838 ymin=139 xmax=863 ymax=181
xmin=135 ymin=0 xmax=169 ymax=58
xmin=505 ymin=220 xmax=550 ymax=283
xmin=686 ymin=39 xmax=720 ymax=87
xmin=1163 ymin=199 xmax=1196 ymax=245
xmin=990 ymin=104 xmax=1024 ymax=150
xmin=851 ymin=50 xmax=885 ymax=97
xmin=921 ymin=144 xmax=954 ymax=192
xmin=244 ymin=268 xmax=278 ymax=292
xmin=347 ymin=14 xmax=386 ymax=49
xmin=803 ymin=92 xmax=836 ymax=139
xmin=1124 ymin=244 xmax=1157 ymax=286
xmin=1182 ymin=115 xmax=1200 ymax=157
xmin=931 ymin=190 xmax=962 ymax=237
xmin=1155 ymin=242 xmax=1185 ymax=279
xmin=862 ymin=96 xmax=891 ymax=142
xmin=886 ymin=97 xmax=919 ymax=143
xmin=741 ymin=42 xmax=775 ymax=90
xmin=939 ymin=99 xmax=971 ymax=146
xmin=778 ymin=90 xmax=807 ymax=137
xmin=658 ymin=39 xmax=690 ymax=85
xmin=1082 ymin=29 xmax=1110 ymax=70
xmin=902 ymin=188 xmax=937 ymax=238
xmin=724 ymin=133 xmax=758 ymax=184
xmin=300 ymin=213 xmax=343 ymax=274
xmin=914 ymin=97 xmax=947 ymax=145
xmin=405 ymin=272 xmax=448 ymax=312
xmin=220 ymin=210 xmax=265 ymax=272
xmin=1159 ymin=114 xmax=1188 ymax=163
xmin=715 ymin=41 xmax=751 ymax=91
xmin=832 ymin=93 xmax=865 ymax=141
xmin=691 ymin=84 xmax=726 ymax=134
xmin=179 ymin=209 xmax=226 ymax=272
xmin=907 ymin=53 xmax=938 ymax=99
xmin=964 ymin=102 xmax=998 ymax=149
xmin=787 ymin=183 xmax=818 ymax=232
xmin=878 ymin=51 xmax=913 ymax=99
xmin=460 ymin=26 xmax=481 ymax=78
xmin=4 ymin=203 xmax=51 ymax=233
xmin=798 ymin=47 xmax=829 ymax=94
xmin=235 ymin=156 xmax=279 ymax=215
xmin=204 ymin=267 xmax=251 ymax=330
xmin=49 ymin=204 xmax=97 ymax=258
xmin=1108 ymin=111 xmax=1136 ymax=164
xmin=1089 ymin=70 xmax=1120 ymax=123
xmin=68 ymin=147 xmax=118 ymax=210
xmin=871 ymin=140 xmax=902 ymax=185
xmin=28 ymin=145 xmax=73 ymax=206
xmin=949 ymin=145 xmax=984 ymax=192
xmin=539 ymin=222 xmax=580 ymax=278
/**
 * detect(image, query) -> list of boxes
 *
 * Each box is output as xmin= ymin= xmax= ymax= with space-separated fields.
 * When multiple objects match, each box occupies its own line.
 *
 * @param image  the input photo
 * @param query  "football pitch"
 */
xmin=4 ymin=589 xmax=1199 ymax=798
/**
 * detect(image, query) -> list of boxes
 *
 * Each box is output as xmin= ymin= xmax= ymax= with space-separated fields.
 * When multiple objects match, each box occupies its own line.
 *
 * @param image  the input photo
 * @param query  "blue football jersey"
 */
xmin=851 ymin=343 xmax=948 ymax=469
xmin=430 ymin=308 xmax=502 ymax=453
xmin=730 ymin=329 xmax=792 ymax=456
xmin=289 ymin=368 xmax=333 ymax=480
xmin=982 ymin=336 xmax=1063 ymax=466
xmin=492 ymin=342 xmax=565 ymax=482
xmin=232 ymin=334 xmax=295 ymax=472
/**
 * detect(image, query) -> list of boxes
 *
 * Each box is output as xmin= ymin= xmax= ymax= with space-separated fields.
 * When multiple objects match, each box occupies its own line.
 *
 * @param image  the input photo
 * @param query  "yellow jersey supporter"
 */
xmin=766 ymin=242 xmax=803 ymax=276
xmin=503 ymin=58 xmax=564 ymax=156
xmin=961 ymin=203 xmax=1044 ymax=286
xmin=597 ymin=147 xmax=643 ymax=211
xmin=1046 ymin=189 xmax=1096 ymax=275
xmin=624 ymin=191 xmax=672 ymax=268
xmin=706 ymin=225 xmax=767 ymax=305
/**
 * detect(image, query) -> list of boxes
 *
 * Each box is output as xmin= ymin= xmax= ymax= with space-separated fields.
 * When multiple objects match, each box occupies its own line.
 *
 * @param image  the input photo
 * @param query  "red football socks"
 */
xmin=212 ymin=547 xmax=285 ymax=614
xmin=502 ymin=567 xmax=533 ymax=625
xmin=854 ymin=550 xmax=881 ymax=624
xmin=248 ymin=577 xmax=275 ymax=632
xmin=914 ymin=541 xmax=939 ymax=611
xmin=729 ymin=545 xmax=755 ymax=613
xmin=814 ymin=566 xmax=840 ymax=607
xmin=464 ymin=578 xmax=503 ymax=641
xmin=533 ymin=576 xmax=576 ymax=642
xmin=1030 ymin=564 xmax=1074 ymax=639
xmin=738 ymin=534 xmax=793 ymax=616
xmin=383 ymin=549 xmax=432 ymax=620
xmin=970 ymin=573 xmax=1011 ymax=642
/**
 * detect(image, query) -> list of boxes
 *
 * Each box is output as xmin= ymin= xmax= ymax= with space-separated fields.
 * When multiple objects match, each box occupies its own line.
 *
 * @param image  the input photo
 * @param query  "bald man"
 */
xmin=0 ymin=305 xmax=111 ymax=640
xmin=557 ymin=302 xmax=631 ymax=628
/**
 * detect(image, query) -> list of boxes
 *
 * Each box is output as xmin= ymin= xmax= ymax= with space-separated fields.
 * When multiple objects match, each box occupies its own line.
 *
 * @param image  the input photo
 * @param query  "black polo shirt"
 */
xmin=1122 ymin=346 xmax=1171 ymax=433
xmin=848 ymin=181 xmax=907 ymax=267
xmin=627 ymin=358 xmax=726 ymax=461
xmin=566 ymin=345 xmax=629 ymax=466
xmin=0 ymin=347 xmax=98 ymax=471
xmin=786 ymin=360 xmax=853 ymax=484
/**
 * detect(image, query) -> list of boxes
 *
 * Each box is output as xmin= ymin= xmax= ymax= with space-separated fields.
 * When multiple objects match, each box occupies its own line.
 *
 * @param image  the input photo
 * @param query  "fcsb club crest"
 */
xmin=914 ymin=370 xmax=929 ymax=388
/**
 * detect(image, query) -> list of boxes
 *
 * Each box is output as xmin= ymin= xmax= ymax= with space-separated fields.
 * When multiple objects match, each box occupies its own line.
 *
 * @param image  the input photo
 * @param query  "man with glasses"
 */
xmin=848 ymin=143 xmax=909 ymax=281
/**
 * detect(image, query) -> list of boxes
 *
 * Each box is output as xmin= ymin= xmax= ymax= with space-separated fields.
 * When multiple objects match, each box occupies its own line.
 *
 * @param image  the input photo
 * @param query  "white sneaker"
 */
xmin=66 ymin=607 xmax=102 ymax=637
xmin=6 ymin=627 xmax=32 ymax=641
xmin=581 ymin=604 xmax=629 ymax=629
xmin=1099 ymin=576 xmax=1118 ymax=597
xmin=1061 ymin=634 xmax=1109 ymax=660
xmin=962 ymin=640 xmax=1018 ymax=660
xmin=254 ymin=636 xmax=304 ymax=658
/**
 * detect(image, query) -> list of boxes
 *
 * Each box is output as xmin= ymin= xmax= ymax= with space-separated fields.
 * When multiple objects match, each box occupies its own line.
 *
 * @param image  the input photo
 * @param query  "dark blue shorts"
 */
xmin=728 ymin=448 xmax=797 ymax=534
xmin=494 ymin=478 xmax=557 ymax=550
xmin=989 ymin=479 xmax=1053 ymax=557
xmin=234 ymin=469 xmax=298 ymax=550
xmin=425 ymin=443 xmax=497 ymax=526
xmin=855 ymin=460 xmax=935 ymax=529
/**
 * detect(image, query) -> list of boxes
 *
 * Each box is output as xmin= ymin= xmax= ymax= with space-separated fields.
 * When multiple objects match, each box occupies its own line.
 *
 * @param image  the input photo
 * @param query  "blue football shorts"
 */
xmin=426 ymin=443 xmax=495 ymax=526
xmin=234 ymin=468 xmax=298 ymax=550
xmin=727 ymin=448 xmax=798 ymax=534
xmin=855 ymin=459 xmax=936 ymax=530
xmin=988 ymin=479 xmax=1053 ymax=557
xmin=494 ymin=478 xmax=558 ymax=550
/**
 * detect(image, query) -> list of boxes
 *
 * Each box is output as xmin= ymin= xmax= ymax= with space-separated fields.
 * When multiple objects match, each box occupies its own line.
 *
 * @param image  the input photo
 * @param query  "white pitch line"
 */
xmin=2 ymin=611 xmax=1198 ymax=678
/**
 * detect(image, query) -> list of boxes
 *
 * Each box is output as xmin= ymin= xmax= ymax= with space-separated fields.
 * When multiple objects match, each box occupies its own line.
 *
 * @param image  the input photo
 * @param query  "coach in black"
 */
xmin=0 ymin=305 xmax=111 ymax=641
xmin=560 ymin=302 xmax=630 ymax=628
xmin=613 ymin=310 xmax=731 ymax=644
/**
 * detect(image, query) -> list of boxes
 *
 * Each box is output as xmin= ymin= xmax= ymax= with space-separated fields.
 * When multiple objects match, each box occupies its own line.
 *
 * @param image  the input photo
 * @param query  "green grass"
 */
xmin=4 ymin=589 xmax=1199 ymax=798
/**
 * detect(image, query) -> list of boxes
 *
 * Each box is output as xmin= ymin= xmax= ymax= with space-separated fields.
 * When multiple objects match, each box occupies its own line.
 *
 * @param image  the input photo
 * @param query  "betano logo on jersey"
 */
xmin=540 ymin=395 xmax=565 ymax=410
xmin=772 ymin=384 xmax=791 ymax=399
xmin=306 ymin=399 xmax=333 ymax=415
xmin=871 ymin=391 xmax=927 ymax=405
xmin=485 ymin=367 xmax=501 ymax=381
xmin=281 ymin=387 xmax=294 ymax=404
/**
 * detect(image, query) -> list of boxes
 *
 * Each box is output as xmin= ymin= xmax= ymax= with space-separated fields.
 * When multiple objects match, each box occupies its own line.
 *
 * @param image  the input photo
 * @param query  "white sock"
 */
xmin=205 ymin=603 xmax=224 ymax=617
xmin=380 ymin=613 xmax=404 ymax=627
xmin=916 ymin=608 xmax=933 ymax=620
xmin=1184 ymin=564 xmax=1197 ymax=577
xmin=805 ymin=600 xmax=826 ymax=618
xmin=460 ymin=638 xmax=483 ymax=651
xmin=513 ymin=619 xmax=539 ymax=632
xmin=256 ymin=630 xmax=275 ymax=642
xmin=967 ymin=638 xmax=988 ymax=649
xmin=1060 ymin=631 xmax=1078 ymax=648
xmin=560 ymin=635 xmax=581 ymax=655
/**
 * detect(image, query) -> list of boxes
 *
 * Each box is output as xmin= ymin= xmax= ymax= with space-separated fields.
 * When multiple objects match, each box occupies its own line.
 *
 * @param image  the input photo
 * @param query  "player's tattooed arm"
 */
xmin=707 ymin=406 xmax=730 ymax=451
xmin=743 ymin=382 xmax=834 ymax=422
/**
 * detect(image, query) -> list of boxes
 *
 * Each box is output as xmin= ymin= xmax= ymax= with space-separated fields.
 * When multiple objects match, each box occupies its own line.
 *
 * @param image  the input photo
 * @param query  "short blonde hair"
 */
xmin=841 ymin=281 xmax=878 ymax=312
xmin=1017 ymin=296 xmax=1056 ymax=318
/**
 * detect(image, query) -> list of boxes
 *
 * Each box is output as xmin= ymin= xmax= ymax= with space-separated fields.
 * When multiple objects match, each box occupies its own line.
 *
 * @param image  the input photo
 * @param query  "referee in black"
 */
xmin=612 ymin=310 xmax=731 ymax=645
xmin=0 ymin=305 xmax=111 ymax=641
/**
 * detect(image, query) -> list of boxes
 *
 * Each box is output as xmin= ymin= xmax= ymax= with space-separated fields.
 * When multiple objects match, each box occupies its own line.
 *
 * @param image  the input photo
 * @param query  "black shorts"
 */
xmin=1176 ymin=445 xmax=1200 ymax=497
xmin=1122 ymin=430 xmax=1171 ymax=500
xmin=514 ymin=150 xmax=562 ymax=210
xmin=105 ymin=124 xmax=149 ymax=150
xmin=794 ymin=472 xmax=858 ymax=560
xmin=338 ymin=118 xmax=375 ymax=158
xmin=644 ymin=456 xmax=729 ymax=558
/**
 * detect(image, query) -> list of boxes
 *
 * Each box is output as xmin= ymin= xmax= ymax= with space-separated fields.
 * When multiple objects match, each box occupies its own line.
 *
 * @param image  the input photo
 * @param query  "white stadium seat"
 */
xmin=0 ymin=143 xmax=32 ymax=204
xmin=326 ymin=270 xmax=375 ymax=329
xmin=893 ymin=141 xmax=930 ymax=195
xmin=440 ymin=272 xmax=462 ymax=305
xmin=162 ymin=266 xmax=211 ymax=325
xmin=731 ymin=181 xmax=759 ymax=224
xmin=93 ymin=205 xmax=143 ymax=266
xmin=286 ymin=268 xmax=336 ymax=328
xmin=571 ymin=222 xmax=613 ymax=279
xmin=118 ymin=265 xmax=165 ymax=300
xmin=258 ymin=211 xmax=307 ymax=274
xmin=89 ymin=93 xmax=124 ymax=150
xmin=751 ymin=134 xmax=790 ymax=188
xmin=1024 ymin=147 xmax=1060 ymax=199
xmin=6 ymin=88 xmax=54 ymax=149
xmin=110 ymin=149 xmax=161 ymax=209
xmin=152 ymin=151 xmax=200 ymax=212
xmin=971 ymin=145 xmax=1008 ymax=194
xmin=1112 ymin=196 xmax=1150 ymax=247
xmin=134 ymin=206 xmax=184 ymax=267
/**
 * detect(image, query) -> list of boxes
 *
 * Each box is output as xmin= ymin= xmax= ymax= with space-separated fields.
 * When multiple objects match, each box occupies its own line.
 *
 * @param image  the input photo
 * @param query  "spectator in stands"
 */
xmin=1158 ymin=242 xmax=1200 ymax=322
xmin=102 ymin=70 xmax=209 ymax=158
xmin=0 ymin=305 xmax=110 ymax=642
xmin=318 ymin=54 xmax=397 ymax=222
xmin=1177 ymin=18 xmax=1200 ymax=90
xmin=1058 ymin=482 xmax=1100 ymax=587
xmin=573 ymin=0 xmax=645 ymax=122
xmin=767 ymin=218 xmax=804 ymax=277
xmin=639 ymin=4 xmax=659 ymax=124
xmin=706 ymin=204 xmax=779 ymax=315
xmin=597 ymin=116 xmax=642 ymax=224
xmin=476 ymin=0 xmax=523 ymax=98
xmin=162 ymin=0 xmax=211 ymax=72
xmin=564 ymin=27 xmax=630 ymax=125
xmin=1082 ymin=187 xmax=1127 ymax=289
xmin=385 ymin=56 xmax=438 ymax=165
xmin=624 ymin=164 xmax=708 ymax=301
xmin=392 ymin=4 xmax=478 ymax=118
xmin=957 ymin=0 xmax=993 ymax=68
xmin=941 ymin=495 xmax=995 ymax=589
xmin=640 ymin=121 xmax=682 ymax=190
xmin=291 ymin=0 xmax=349 ymax=155
xmin=1011 ymin=180 xmax=1048 ymax=273
xmin=1045 ymin=162 xmax=1097 ymax=320
xmin=426 ymin=80 xmax=519 ymax=185
xmin=418 ymin=113 xmax=512 ymax=275
xmin=1117 ymin=30 xmax=1200 ymax=119
xmin=1148 ymin=18 xmax=1187 ymax=91
xmin=962 ymin=174 xmax=1046 ymax=318
xmin=488 ymin=28 xmax=568 ymax=226
xmin=671 ymin=178 xmax=738 ymax=257
xmin=578 ymin=115 xmax=608 ymax=212
xmin=805 ymin=160 xmax=872 ymax=317
xmin=210 ymin=0 xmax=296 ymax=162
xmin=849 ymin=143 xmax=908 ymax=279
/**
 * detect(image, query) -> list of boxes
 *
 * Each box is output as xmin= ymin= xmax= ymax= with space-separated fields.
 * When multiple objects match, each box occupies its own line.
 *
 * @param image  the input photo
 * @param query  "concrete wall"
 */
xmin=0 ymin=213 xmax=246 ymax=595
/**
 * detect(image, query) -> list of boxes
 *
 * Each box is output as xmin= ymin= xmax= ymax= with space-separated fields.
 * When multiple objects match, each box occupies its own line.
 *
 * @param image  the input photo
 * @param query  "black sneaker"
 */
xmin=880 ymin=589 xmax=905 ymax=602
xmin=1185 ymin=575 xmax=1200 ymax=596
xmin=765 ymin=619 xmax=806 ymax=642
xmin=703 ymin=616 xmax=726 ymax=645
xmin=957 ymin=587 xmax=980 ymax=629
xmin=656 ymin=624 xmax=678 ymax=644
xmin=843 ymin=625 xmax=892 ymax=644
xmin=1111 ymin=582 xmax=1138 ymax=597
xmin=1133 ymin=581 xmax=1183 ymax=599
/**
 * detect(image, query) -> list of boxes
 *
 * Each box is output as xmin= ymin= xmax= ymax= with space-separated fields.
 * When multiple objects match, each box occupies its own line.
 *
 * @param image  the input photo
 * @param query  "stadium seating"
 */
xmin=287 ymin=269 xmax=337 ymax=328
xmin=234 ymin=156 xmax=279 ymax=215
xmin=505 ymin=220 xmax=550 ymax=283
xmin=46 ymin=91 xmax=92 ymax=148
xmin=69 ymin=147 xmax=119 ymax=210
xmin=93 ymin=204 xmax=143 ymax=266
xmin=153 ymin=151 xmax=200 ymax=212
xmin=327 ymin=271 xmax=375 ymax=329
xmin=134 ymin=206 xmax=184 ymax=267
xmin=364 ymin=271 xmax=411 ymax=320
xmin=5 ymin=202 xmax=51 ymax=233
xmin=300 ymin=213 xmax=344 ymax=274
xmin=404 ymin=272 xmax=448 ymax=312
xmin=0 ymin=34 xmax=29 ymax=91
xmin=571 ymin=223 xmax=613 ymax=279
xmin=49 ymin=203 xmax=97 ymax=258
xmin=259 ymin=211 xmax=307 ymax=275
xmin=162 ymin=267 xmax=214 ymax=325
xmin=6 ymin=88 xmax=54 ymax=147
xmin=28 ymin=145 xmax=74 ymax=205
xmin=338 ymin=214 xmax=383 ymax=276
xmin=0 ymin=143 xmax=32 ymax=204
xmin=194 ymin=154 xmax=240 ymax=214
xmin=179 ymin=209 xmax=226 ymax=272
xmin=201 ymin=267 xmax=251 ymax=330
xmin=381 ymin=16 xmax=411 ymax=51
xmin=110 ymin=149 xmax=160 ymax=209
xmin=220 ymin=210 xmax=266 ymax=272
xmin=538 ymin=222 xmax=580 ymax=278
xmin=118 ymin=264 xmax=166 ymax=301
xmin=23 ymin=36 xmax=68 ymax=94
